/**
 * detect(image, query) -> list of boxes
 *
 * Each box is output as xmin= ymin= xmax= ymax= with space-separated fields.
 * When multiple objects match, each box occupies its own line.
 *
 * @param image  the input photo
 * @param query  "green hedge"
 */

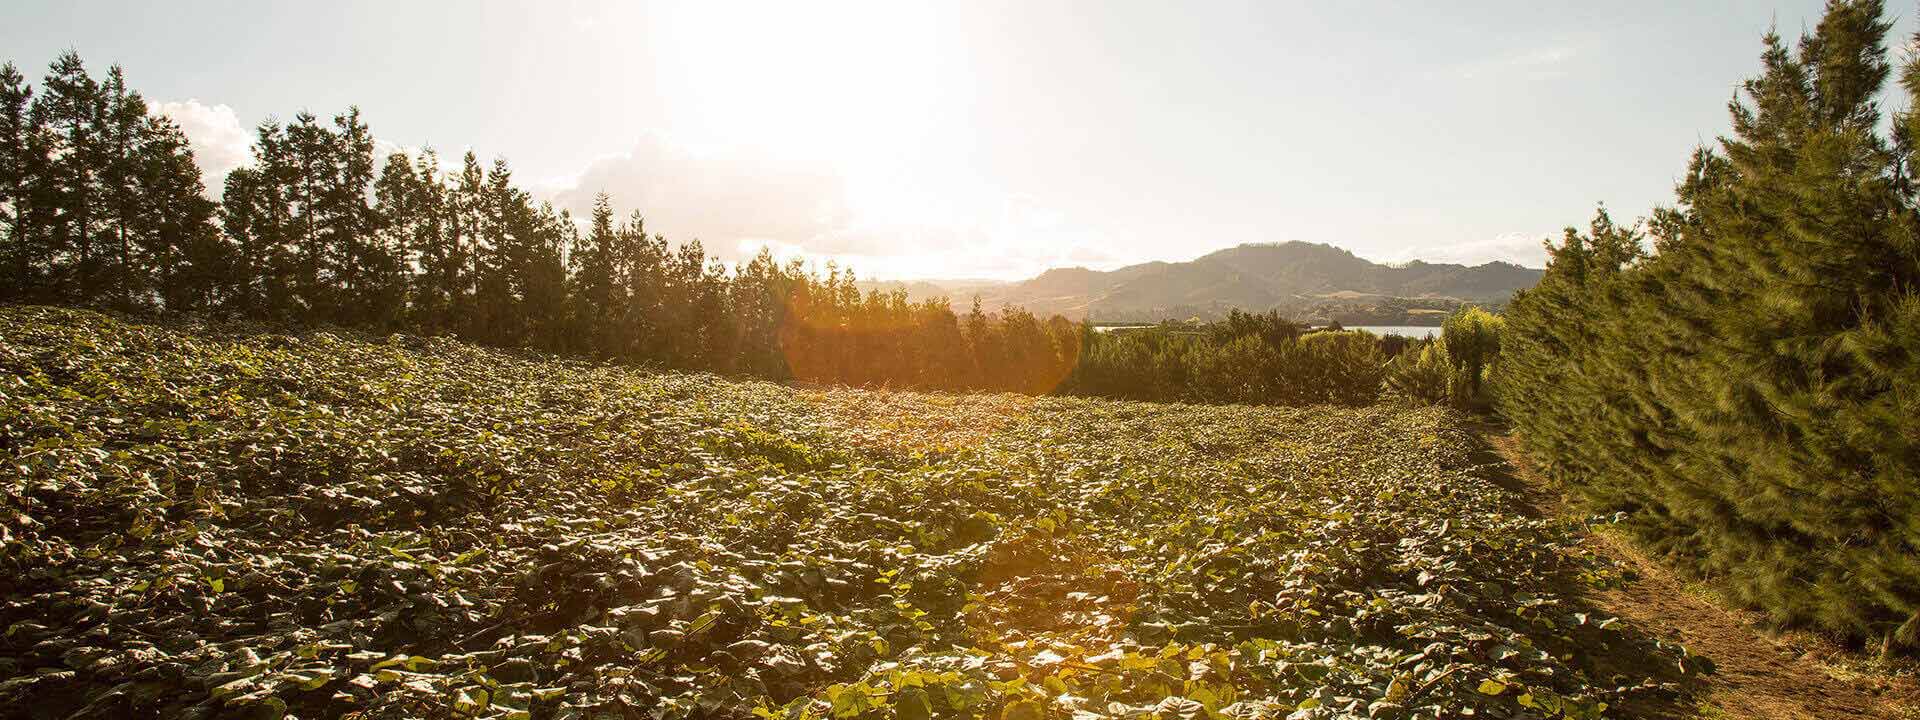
xmin=1496 ymin=0 xmax=1920 ymax=649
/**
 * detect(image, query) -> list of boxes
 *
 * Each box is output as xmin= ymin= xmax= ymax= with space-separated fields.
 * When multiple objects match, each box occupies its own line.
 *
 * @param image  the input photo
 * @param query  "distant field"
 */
xmin=0 ymin=306 xmax=1686 ymax=719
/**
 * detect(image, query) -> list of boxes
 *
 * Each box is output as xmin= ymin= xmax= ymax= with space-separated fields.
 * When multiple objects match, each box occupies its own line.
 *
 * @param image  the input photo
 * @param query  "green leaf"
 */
xmin=1000 ymin=699 xmax=1044 ymax=720
xmin=895 ymin=687 xmax=934 ymax=720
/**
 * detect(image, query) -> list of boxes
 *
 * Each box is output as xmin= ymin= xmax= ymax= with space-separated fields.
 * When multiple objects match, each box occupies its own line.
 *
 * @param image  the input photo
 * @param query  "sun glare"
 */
xmin=637 ymin=2 xmax=989 ymax=280
xmin=647 ymin=2 xmax=959 ymax=171
xmin=15 ymin=3 xmax=1920 ymax=718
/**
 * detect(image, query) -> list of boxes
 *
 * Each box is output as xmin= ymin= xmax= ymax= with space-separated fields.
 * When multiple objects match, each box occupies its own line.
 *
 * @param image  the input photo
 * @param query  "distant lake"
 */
xmin=1348 ymin=325 xmax=1440 ymax=338
xmin=1089 ymin=324 xmax=1441 ymax=338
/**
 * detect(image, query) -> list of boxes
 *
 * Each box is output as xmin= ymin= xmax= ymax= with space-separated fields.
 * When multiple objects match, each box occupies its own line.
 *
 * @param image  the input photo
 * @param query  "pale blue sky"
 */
xmin=1 ymin=1 xmax=1901 ymax=279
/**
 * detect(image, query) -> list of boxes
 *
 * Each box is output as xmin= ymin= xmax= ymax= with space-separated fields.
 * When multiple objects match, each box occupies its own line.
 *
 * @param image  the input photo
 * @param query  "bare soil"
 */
xmin=1479 ymin=429 xmax=1920 ymax=720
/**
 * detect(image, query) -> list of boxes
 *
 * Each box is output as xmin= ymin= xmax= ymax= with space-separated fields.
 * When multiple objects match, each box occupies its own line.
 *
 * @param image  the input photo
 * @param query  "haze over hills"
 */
xmin=863 ymin=242 xmax=1544 ymax=324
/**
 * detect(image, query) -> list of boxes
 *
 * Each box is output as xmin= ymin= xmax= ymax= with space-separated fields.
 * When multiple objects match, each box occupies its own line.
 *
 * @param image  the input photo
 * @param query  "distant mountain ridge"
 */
xmin=863 ymin=242 xmax=1543 ymax=323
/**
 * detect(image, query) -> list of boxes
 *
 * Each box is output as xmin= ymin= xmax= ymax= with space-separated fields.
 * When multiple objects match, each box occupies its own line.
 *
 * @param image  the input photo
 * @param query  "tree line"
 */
xmin=0 ymin=54 xmax=219 ymax=312
xmin=1060 ymin=310 xmax=1427 ymax=406
xmin=1496 ymin=0 xmax=1920 ymax=651
xmin=0 ymin=52 xmax=1462 ymax=404
xmin=0 ymin=52 xmax=1087 ymax=393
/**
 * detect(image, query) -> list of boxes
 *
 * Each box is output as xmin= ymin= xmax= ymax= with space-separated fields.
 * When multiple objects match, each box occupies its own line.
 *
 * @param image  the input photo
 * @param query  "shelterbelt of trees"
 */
xmin=0 ymin=53 xmax=1085 ymax=394
xmin=1497 ymin=0 xmax=1920 ymax=651
xmin=0 ymin=52 xmax=1448 ymax=406
xmin=1066 ymin=310 xmax=1507 ymax=409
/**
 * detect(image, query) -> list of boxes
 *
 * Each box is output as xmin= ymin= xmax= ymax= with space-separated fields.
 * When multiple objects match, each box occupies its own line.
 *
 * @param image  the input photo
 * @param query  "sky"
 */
xmin=2 ymin=1 xmax=1905 ymax=280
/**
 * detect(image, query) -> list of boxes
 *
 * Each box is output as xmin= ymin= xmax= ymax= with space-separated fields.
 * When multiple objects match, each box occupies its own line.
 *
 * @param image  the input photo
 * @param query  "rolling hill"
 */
xmin=865 ymin=242 xmax=1542 ymax=323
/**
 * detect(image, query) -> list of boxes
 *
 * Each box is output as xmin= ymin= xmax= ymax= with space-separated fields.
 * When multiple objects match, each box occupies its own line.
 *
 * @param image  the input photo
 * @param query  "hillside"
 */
xmin=0 ymin=306 xmax=1692 ymax=719
xmin=865 ymin=243 xmax=1542 ymax=322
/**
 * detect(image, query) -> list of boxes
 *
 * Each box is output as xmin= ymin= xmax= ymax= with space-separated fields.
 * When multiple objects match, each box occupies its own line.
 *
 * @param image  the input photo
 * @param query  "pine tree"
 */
xmin=662 ymin=239 xmax=712 ymax=368
xmin=0 ymin=62 xmax=37 ymax=301
xmin=466 ymin=157 xmax=518 ymax=344
xmin=407 ymin=150 xmax=457 ymax=334
xmin=280 ymin=111 xmax=333 ymax=319
xmin=567 ymin=193 xmax=621 ymax=358
xmin=369 ymin=152 xmax=422 ymax=327
xmin=96 ymin=65 xmax=150 ymax=309
xmin=448 ymin=151 xmax=485 ymax=335
xmin=221 ymin=121 xmax=299 ymax=318
xmin=617 ymin=211 xmax=666 ymax=361
xmin=696 ymin=252 xmax=735 ymax=372
xmin=1500 ymin=0 xmax=1920 ymax=645
xmin=961 ymin=296 xmax=994 ymax=390
xmin=137 ymin=112 xmax=222 ymax=312
xmin=521 ymin=202 xmax=572 ymax=353
xmin=728 ymin=247 xmax=792 ymax=379
xmin=322 ymin=108 xmax=381 ymax=325
xmin=30 ymin=52 xmax=104 ymax=303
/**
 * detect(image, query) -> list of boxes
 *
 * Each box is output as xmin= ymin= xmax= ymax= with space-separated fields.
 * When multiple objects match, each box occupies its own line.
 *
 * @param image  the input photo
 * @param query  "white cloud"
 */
xmin=545 ymin=135 xmax=853 ymax=252
xmin=135 ymin=102 xmax=1546 ymax=277
xmin=1373 ymin=231 xmax=1552 ymax=268
xmin=369 ymin=139 xmax=465 ymax=179
xmin=143 ymin=101 xmax=1131 ymax=281
xmin=1451 ymin=44 xmax=1578 ymax=80
xmin=149 ymin=99 xmax=250 ymax=189
xmin=151 ymin=98 xmax=467 ymax=193
xmin=734 ymin=216 xmax=1133 ymax=283
xmin=540 ymin=136 xmax=1128 ymax=281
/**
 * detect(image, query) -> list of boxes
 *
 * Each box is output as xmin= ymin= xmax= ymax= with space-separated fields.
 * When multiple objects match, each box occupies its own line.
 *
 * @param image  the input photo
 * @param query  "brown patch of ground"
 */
xmin=1480 ymin=429 xmax=1920 ymax=720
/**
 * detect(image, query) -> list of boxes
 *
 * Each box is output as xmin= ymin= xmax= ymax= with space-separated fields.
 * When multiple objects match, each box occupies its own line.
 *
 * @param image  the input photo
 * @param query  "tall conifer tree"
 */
xmin=1500 ymin=0 xmax=1920 ymax=644
xmin=0 ymin=62 xmax=37 ymax=300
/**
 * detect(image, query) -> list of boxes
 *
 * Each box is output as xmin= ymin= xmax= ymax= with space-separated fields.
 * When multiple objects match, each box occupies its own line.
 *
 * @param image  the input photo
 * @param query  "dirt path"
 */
xmin=1479 ymin=431 xmax=1919 ymax=720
